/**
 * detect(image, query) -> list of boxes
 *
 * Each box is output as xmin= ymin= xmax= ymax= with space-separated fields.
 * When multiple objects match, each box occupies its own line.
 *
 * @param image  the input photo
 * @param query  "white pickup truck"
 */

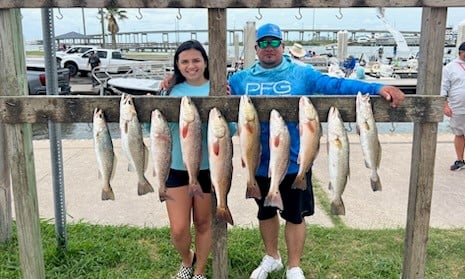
xmin=60 ymin=49 xmax=146 ymax=77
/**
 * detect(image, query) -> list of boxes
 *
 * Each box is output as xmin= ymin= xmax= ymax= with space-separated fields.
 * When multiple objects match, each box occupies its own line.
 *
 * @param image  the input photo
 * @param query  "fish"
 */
xmin=150 ymin=109 xmax=172 ymax=202
xmin=93 ymin=108 xmax=116 ymax=201
xmin=264 ymin=109 xmax=290 ymax=211
xmin=327 ymin=106 xmax=350 ymax=215
xmin=237 ymin=95 xmax=262 ymax=199
xmin=179 ymin=96 xmax=204 ymax=197
xmin=208 ymin=108 xmax=234 ymax=225
xmin=356 ymin=92 xmax=382 ymax=191
xmin=292 ymin=96 xmax=322 ymax=190
xmin=119 ymin=93 xmax=154 ymax=196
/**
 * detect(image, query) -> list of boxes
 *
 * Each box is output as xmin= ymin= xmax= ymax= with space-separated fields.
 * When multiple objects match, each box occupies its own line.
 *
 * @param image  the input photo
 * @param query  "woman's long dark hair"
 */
xmin=167 ymin=40 xmax=209 ymax=94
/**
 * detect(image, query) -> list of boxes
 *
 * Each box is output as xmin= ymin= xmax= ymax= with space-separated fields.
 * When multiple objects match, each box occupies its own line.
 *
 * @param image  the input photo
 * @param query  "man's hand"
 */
xmin=379 ymin=85 xmax=405 ymax=108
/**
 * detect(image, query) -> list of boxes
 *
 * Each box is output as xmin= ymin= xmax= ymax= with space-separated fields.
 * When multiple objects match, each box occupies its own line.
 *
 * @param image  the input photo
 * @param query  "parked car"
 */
xmin=56 ymin=45 xmax=98 ymax=63
xmin=60 ymin=49 xmax=146 ymax=77
xmin=27 ymin=66 xmax=71 ymax=95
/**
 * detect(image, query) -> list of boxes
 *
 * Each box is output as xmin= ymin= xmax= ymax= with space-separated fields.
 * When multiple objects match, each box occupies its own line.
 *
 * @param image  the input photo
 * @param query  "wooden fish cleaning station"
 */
xmin=0 ymin=1 xmax=460 ymax=278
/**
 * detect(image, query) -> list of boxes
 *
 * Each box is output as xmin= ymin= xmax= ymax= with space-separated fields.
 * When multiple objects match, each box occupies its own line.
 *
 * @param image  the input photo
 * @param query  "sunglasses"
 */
xmin=257 ymin=39 xmax=282 ymax=49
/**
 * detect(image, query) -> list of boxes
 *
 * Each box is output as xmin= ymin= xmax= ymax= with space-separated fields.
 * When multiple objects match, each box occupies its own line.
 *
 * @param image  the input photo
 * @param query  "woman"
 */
xmin=165 ymin=40 xmax=211 ymax=279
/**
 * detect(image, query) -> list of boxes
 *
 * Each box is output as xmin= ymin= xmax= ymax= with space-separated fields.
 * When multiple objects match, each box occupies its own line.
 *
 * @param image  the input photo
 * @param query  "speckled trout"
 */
xmin=179 ymin=96 xmax=203 ymax=197
xmin=208 ymin=108 xmax=234 ymax=225
xmin=119 ymin=93 xmax=154 ymax=196
xmin=292 ymin=96 xmax=322 ymax=190
xmin=265 ymin=109 xmax=290 ymax=211
xmin=356 ymin=92 xmax=382 ymax=191
xmin=150 ymin=109 xmax=172 ymax=202
xmin=93 ymin=108 xmax=116 ymax=201
xmin=327 ymin=106 xmax=350 ymax=215
xmin=238 ymin=95 xmax=261 ymax=199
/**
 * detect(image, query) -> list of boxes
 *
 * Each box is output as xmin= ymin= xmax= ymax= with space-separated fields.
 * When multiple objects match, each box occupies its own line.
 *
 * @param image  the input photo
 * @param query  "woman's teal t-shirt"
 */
xmin=168 ymin=81 xmax=210 ymax=170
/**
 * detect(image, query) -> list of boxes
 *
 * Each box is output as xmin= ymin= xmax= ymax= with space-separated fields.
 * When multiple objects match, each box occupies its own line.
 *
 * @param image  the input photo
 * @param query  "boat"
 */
xmin=106 ymin=77 xmax=162 ymax=95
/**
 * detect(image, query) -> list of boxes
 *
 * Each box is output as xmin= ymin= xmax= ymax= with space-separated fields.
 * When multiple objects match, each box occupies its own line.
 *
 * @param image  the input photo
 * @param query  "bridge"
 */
xmin=56 ymin=27 xmax=457 ymax=52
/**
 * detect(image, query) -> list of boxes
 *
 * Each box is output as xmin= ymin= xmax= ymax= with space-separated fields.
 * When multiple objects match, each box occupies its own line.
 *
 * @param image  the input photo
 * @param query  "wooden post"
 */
xmin=208 ymin=7 xmax=228 ymax=279
xmin=0 ymin=124 xmax=11 ymax=243
xmin=0 ymin=8 xmax=45 ymax=278
xmin=402 ymin=7 xmax=447 ymax=279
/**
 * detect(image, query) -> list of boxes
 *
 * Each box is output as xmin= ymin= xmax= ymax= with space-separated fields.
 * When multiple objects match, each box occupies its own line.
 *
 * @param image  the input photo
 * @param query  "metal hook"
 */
xmin=336 ymin=8 xmax=343 ymax=20
xmin=56 ymin=8 xmax=63 ymax=20
xmin=176 ymin=8 xmax=182 ymax=20
xmin=295 ymin=8 xmax=303 ymax=20
xmin=216 ymin=8 xmax=222 ymax=20
xmin=136 ymin=8 xmax=143 ymax=20
xmin=389 ymin=122 xmax=396 ymax=132
xmin=346 ymin=122 xmax=353 ymax=132
xmin=255 ymin=8 xmax=263 ymax=20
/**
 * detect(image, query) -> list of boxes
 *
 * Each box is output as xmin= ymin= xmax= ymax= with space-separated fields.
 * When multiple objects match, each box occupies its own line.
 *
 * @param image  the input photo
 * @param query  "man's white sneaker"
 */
xmin=250 ymin=255 xmax=284 ymax=279
xmin=286 ymin=267 xmax=305 ymax=279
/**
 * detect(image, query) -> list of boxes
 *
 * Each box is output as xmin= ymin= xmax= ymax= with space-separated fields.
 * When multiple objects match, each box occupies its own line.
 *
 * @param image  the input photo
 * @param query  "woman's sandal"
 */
xmin=175 ymin=252 xmax=197 ymax=279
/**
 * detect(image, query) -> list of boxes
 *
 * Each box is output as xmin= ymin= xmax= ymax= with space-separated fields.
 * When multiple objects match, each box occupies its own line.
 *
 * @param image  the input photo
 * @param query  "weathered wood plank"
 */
xmin=0 ymin=124 xmax=11 ymax=244
xmin=1 ymin=0 xmax=464 ymax=8
xmin=0 ymin=8 xmax=45 ymax=279
xmin=0 ymin=95 xmax=445 ymax=123
xmin=402 ymin=7 xmax=446 ymax=279
xmin=208 ymin=8 xmax=229 ymax=279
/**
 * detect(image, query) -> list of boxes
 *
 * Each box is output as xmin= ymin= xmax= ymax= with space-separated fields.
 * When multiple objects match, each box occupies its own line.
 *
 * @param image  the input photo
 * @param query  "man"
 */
xmin=87 ymin=51 xmax=101 ymax=87
xmin=441 ymin=42 xmax=465 ymax=171
xmin=228 ymin=23 xmax=405 ymax=279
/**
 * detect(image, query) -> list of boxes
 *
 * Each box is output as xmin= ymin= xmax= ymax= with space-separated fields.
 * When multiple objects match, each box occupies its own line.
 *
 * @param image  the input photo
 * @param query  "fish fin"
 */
xmin=370 ymin=171 xmax=382 ymax=192
xmin=264 ymin=191 xmax=284 ymax=211
xmin=128 ymin=163 xmax=135 ymax=172
xmin=306 ymin=122 xmax=315 ymax=134
xmin=188 ymin=183 xmax=204 ymax=198
xmin=181 ymin=123 xmax=189 ymax=139
xmin=153 ymin=167 xmax=157 ymax=177
xmin=331 ymin=198 xmax=345 ymax=215
xmin=110 ymin=155 xmax=117 ymax=180
xmin=138 ymin=177 xmax=154 ymax=196
xmin=144 ymin=144 xmax=149 ymax=171
xmin=216 ymin=207 xmax=234 ymax=225
xmin=159 ymin=188 xmax=174 ymax=202
xmin=212 ymin=139 xmax=220 ymax=156
xmin=356 ymin=124 xmax=360 ymax=135
xmin=291 ymin=173 xmax=307 ymax=190
xmin=328 ymin=182 xmax=333 ymax=191
xmin=245 ymin=178 xmax=261 ymax=199
xmin=245 ymin=122 xmax=254 ymax=134
xmin=101 ymin=185 xmax=115 ymax=201
xmin=241 ymin=157 xmax=246 ymax=168
xmin=376 ymin=140 xmax=382 ymax=168
xmin=273 ymin=136 xmax=280 ymax=148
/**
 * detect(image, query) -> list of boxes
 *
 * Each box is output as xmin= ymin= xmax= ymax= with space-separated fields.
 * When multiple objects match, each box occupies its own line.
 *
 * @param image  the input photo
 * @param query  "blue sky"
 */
xmin=21 ymin=7 xmax=465 ymax=42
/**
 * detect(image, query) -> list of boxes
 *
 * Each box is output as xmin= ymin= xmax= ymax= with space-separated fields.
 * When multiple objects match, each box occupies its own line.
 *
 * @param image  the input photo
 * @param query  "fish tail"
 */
xmin=158 ymin=188 xmax=174 ymax=202
xmin=370 ymin=171 xmax=382 ymax=192
xmin=245 ymin=178 xmax=261 ymax=199
xmin=138 ymin=177 xmax=154 ymax=196
xmin=216 ymin=207 xmax=234 ymax=225
xmin=188 ymin=182 xmax=205 ymax=198
xmin=264 ymin=191 xmax=284 ymax=211
xmin=331 ymin=198 xmax=345 ymax=215
xmin=291 ymin=173 xmax=307 ymax=190
xmin=101 ymin=185 xmax=115 ymax=201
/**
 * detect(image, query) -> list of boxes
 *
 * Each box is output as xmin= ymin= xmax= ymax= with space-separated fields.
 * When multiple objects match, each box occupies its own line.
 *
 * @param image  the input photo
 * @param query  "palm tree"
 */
xmin=105 ymin=8 xmax=128 ymax=49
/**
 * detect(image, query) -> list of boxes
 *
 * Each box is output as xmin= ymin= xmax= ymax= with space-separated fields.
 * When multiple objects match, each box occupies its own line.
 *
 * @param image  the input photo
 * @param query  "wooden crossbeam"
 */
xmin=0 ymin=95 xmax=444 ymax=124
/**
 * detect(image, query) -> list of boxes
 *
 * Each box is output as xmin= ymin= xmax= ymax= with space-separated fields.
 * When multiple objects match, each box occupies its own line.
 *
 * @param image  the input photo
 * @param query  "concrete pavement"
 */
xmin=22 ymin=132 xmax=465 ymax=229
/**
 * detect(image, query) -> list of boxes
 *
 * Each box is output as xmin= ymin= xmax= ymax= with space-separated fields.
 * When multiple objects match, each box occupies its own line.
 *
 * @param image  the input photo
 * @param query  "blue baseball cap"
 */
xmin=256 ymin=23 xmax=282 ymax=41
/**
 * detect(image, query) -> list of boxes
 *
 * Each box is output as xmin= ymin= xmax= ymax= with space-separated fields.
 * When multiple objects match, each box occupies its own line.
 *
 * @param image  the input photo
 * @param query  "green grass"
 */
xmin=2 ymin=180 xmax=464 ymax=278
xmin=1 ymin=222 xmax=465 ymax=279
